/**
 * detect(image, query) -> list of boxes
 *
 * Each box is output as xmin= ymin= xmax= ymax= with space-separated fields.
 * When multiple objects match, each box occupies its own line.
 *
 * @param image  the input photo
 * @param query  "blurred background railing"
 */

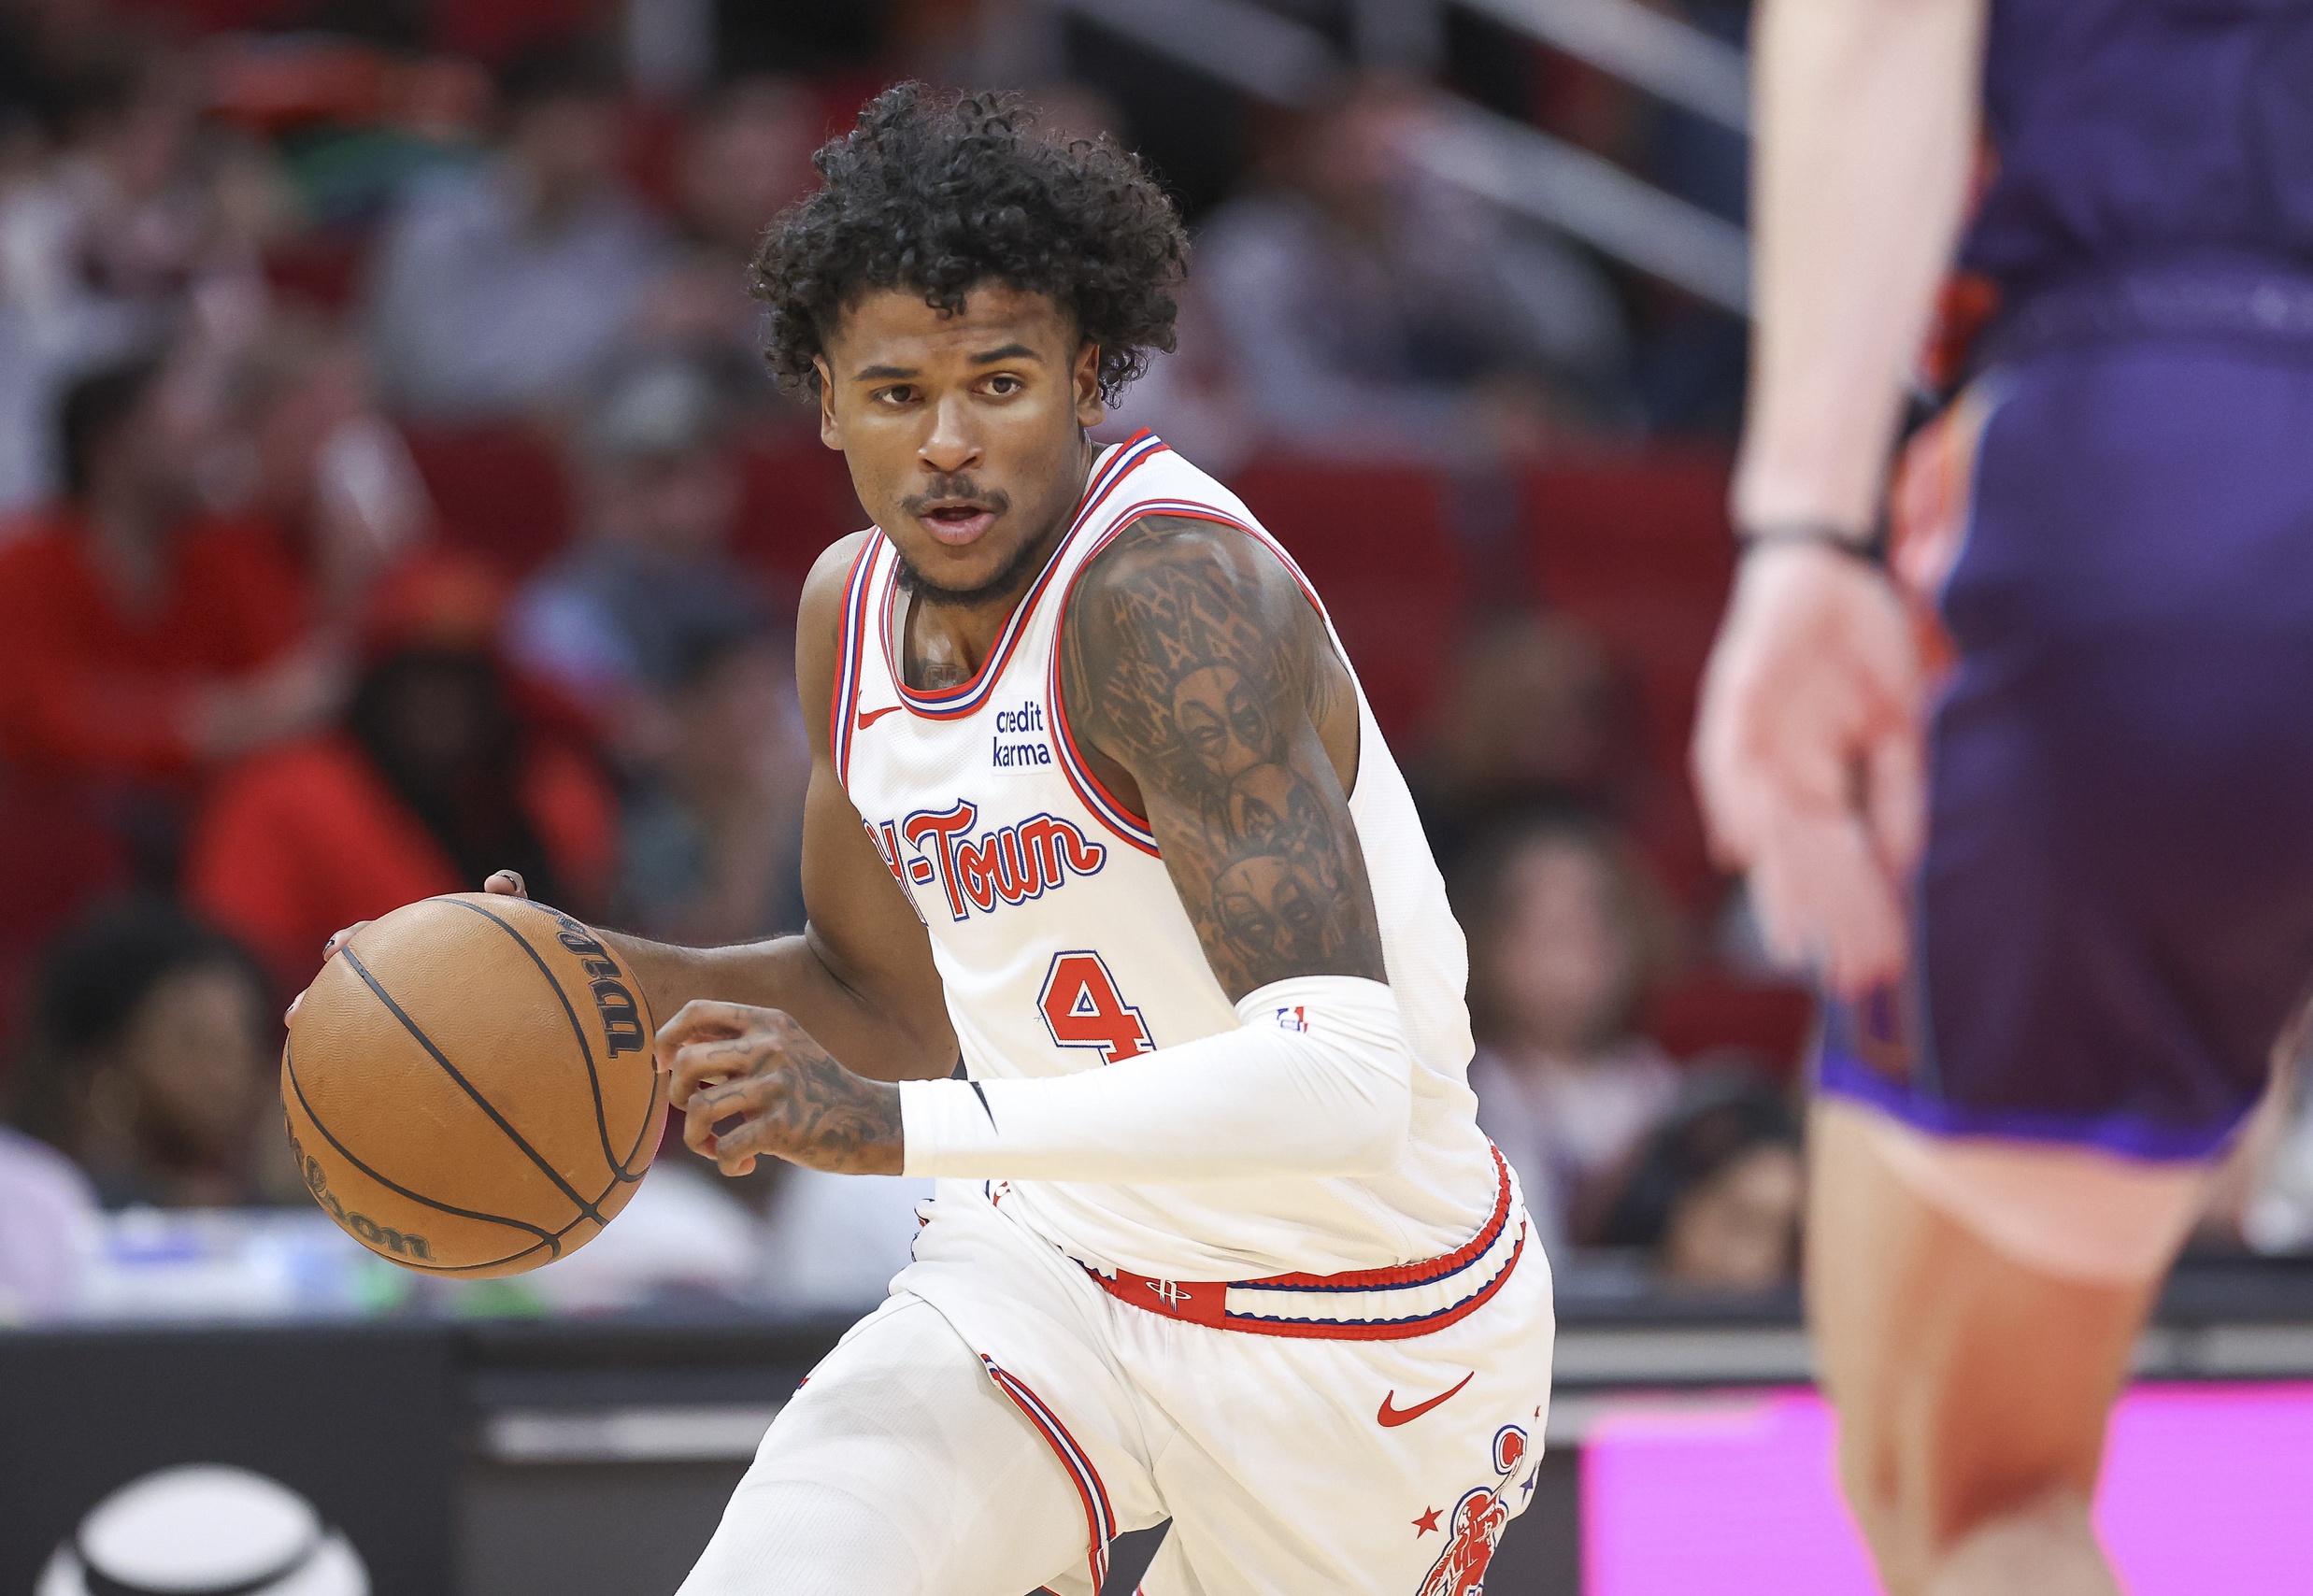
xmin=1053 ymin=0 xmax=1751 ymax=306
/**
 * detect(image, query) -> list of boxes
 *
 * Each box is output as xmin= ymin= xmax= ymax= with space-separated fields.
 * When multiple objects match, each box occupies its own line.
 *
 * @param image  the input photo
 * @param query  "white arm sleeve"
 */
xmin=896 ymin=975 xmax=1414 ymax=1183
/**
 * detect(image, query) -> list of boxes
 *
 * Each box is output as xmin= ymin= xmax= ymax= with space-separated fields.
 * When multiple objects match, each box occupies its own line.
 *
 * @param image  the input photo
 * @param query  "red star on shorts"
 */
xmin=1412 ymin=1506 xmax=1441 ymax=1537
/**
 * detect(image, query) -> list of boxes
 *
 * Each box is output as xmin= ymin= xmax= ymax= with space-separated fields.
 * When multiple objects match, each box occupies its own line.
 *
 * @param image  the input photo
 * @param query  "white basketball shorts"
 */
xmin=684 ymin=1161 xmax=1554 ymax=1595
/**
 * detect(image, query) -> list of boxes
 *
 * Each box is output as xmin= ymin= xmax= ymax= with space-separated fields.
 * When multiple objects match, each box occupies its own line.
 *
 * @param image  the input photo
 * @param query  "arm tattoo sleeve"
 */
xmin=1060 ymin=516 xmax=1388 ymax=999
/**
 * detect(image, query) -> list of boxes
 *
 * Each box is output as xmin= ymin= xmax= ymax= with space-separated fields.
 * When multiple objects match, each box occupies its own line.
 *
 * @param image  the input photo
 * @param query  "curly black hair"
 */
xmin=750 ymin=84 xmax=1188 ymax=403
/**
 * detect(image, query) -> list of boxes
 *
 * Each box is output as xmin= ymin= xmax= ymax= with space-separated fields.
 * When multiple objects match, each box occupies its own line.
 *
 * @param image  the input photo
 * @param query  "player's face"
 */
xmin=816 ymin=283 xmax=1104 ymax=606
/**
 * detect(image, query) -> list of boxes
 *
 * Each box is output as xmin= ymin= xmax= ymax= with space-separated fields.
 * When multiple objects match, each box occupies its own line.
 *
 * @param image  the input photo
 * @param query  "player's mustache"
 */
xmin=901 ymin=477 xmax=1009 ymax=515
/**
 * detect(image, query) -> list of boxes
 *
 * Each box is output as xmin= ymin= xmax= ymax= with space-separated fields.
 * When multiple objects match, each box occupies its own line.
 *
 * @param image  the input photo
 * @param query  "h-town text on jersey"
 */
xmin=867 ymin=800 xmax=1110 ymax=921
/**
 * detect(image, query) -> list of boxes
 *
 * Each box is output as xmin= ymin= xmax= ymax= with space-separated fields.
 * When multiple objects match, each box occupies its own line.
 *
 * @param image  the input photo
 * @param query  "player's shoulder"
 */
xmin=1070 ymin=508 xmax=1306 ymax=629
xmin=800 ymin=527 xmax=878 ymax=614
xmin=796 ymin=527 xmax=879 ymax=651
xmin=794 ymin=527 xmax=879 ymax=756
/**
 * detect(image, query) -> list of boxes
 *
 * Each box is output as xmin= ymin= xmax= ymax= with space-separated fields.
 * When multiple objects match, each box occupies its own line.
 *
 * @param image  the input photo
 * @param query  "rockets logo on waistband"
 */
xmin=864 ymin=799 xmax=1107 ymax=922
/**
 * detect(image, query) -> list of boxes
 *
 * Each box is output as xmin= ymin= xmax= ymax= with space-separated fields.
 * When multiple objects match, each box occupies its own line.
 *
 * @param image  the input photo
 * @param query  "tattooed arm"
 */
xmin=1060 ymin=515 xmax=1384 ymax=998
xmin=889 ymin=516 xmax=1413 ymax=1183
xmin=658 ymin=1000 xmax=903 ymax=1176
xmin=669 ymin=517 xmax=1413 ymax=1185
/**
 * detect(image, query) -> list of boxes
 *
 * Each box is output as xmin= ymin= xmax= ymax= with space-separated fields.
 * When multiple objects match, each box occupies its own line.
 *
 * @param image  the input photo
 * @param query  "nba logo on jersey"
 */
xmin=1273 ymin=1005 xmax=1309 ymax=1033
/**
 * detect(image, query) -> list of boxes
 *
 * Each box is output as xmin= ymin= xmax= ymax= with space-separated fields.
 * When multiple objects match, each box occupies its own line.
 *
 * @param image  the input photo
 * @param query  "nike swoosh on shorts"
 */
xmin=1377 ymin=1371 xmax=1475 ymax=1427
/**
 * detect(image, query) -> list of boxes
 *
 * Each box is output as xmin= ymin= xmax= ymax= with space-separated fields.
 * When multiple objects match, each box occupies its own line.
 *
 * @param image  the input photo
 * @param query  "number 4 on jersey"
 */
xmin=1038 ymin=951 xmax=1153 ymax=1063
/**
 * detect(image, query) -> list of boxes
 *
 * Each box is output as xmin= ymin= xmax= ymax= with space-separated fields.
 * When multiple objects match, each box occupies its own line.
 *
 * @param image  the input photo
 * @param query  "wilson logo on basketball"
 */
xmin=868 ymin=800 xmax=1107 ymax=922
xmin=282 ymin=891 xmax=666 ymax=1278
xmin=285 ymin=1122 xmax=435 ymax=1261
xmin=550 ymin=914 xmax=648 ymax=1056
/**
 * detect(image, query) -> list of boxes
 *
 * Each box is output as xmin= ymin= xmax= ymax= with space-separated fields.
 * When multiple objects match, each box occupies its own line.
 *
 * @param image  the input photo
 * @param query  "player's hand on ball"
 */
xmin=287 ymin=869 xmax=536 ymax=1023
xmin=1692 ymin=544 xmax=1925 ymax=1002
xmin=657 ymin=1001 xmax=904 ymax=1177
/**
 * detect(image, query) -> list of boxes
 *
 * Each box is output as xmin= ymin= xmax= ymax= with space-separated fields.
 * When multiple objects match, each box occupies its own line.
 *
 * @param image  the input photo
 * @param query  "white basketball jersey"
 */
xmin=833 ymin=432 xmax=1501 ymax=1280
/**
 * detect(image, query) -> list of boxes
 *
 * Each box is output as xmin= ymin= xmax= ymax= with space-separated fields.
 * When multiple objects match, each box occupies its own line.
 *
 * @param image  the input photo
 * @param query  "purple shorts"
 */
xmin=1819 ymin=334 xmax=2313 ymax=1160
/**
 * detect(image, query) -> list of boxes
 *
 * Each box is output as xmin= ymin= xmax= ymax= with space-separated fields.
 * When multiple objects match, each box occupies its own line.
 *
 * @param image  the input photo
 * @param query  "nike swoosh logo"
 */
xmin=856 ymin=705 xmax=903 ymax=729
xmin=1377 ymin=1371 xmax=1474 ymax=1428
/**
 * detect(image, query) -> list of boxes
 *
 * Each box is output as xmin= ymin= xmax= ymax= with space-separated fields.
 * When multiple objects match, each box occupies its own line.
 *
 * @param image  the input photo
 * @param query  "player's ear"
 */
xmin=814 ymin=355 xmax=843 ymax=450
xmin=1073 ymin=340 xmax=1105 ymax=431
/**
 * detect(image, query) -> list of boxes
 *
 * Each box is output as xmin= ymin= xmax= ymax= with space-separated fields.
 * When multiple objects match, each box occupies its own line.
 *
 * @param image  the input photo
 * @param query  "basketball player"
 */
xmin=1695 ymin=1 xmax=2313 ymax=1592
xmin=310 ymin=87 xmax=1550 ymax=1592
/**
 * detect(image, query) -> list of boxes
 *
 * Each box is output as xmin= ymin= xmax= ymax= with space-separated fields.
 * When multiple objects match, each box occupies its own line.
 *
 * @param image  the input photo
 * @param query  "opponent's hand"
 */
xmin=284 ymin=869 xmax=535 ymax=1023
xmin=657 ymin=1001 xmax=904 ymax=1177
xmin=1692 ymin=545 xmax=1925 ymax=999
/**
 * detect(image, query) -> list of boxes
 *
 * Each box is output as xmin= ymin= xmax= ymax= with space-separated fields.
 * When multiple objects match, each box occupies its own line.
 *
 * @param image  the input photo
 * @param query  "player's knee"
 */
xmin=681 ymin=1477 xmax=926 ymax=1596
xmin=1835 ymin=1405 xmax=2100 ymax=1596
xmin=1831 ymin=1390 xmax=1999 ymax=1594
xmin=1831 ymin=1422 xmax=1918 ymax=1592
xmin=1926 ymin=1486 xmax=2109 ymax=1596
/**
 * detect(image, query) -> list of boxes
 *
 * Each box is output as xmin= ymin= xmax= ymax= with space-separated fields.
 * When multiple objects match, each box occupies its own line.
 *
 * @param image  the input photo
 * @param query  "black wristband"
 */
xmin=1735 ymin=520 xmax=1889 ymax=566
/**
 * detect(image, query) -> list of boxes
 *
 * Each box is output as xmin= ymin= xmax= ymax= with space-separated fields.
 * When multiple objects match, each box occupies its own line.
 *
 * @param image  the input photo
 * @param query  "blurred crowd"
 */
xmin=0 ymin=0 xmax=2289 ymax=1327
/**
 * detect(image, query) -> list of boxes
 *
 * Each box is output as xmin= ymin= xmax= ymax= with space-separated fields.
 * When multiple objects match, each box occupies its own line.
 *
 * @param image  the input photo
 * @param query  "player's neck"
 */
xmin=899 ymin=435 xmax=1098 ymax=689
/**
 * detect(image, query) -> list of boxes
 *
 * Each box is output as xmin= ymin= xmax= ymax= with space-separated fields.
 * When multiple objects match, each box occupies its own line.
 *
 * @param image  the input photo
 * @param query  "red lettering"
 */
xmin=1018 ymin=815 xmax=1107 ymax=885
xmin=865 ymin=818 xmax=931 ymax=928
xmin=899 ymin=806 xmax=1105 ymax=922
xmin=954 ymin=832 xmax=1001 ymax=914
xmin=1016 ymin=816 xmax=1066 ymax=885
xmin=994 ymin=828 xmax=1043 ymax=905
xmin=903 ymin=802 xmax=978 ymax=920
xmin=864 ymin=820 xmax=904 ymax=887
xmin=1038 ymin=951 xmax=1153 ymax=1062
xmin=1057 ymin=824 xmax=1105 ymax=875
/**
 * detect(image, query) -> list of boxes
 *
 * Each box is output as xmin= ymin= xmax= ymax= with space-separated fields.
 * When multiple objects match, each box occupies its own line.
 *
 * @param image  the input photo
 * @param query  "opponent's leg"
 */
xmin=1807 ymin=1102 xmax=2163 ymax=1596
xmin=679 ymin=1296 xmax=1091 ymax=1596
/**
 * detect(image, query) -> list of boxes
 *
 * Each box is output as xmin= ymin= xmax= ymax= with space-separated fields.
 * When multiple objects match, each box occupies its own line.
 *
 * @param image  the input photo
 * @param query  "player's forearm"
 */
xmin=1734 ymin=0 xmax=1987 ymax=534
xmin=601 ymin=927 xmax=955 ymax=1084
xmin=896 ymin=976 xmax=1413 ymax=1183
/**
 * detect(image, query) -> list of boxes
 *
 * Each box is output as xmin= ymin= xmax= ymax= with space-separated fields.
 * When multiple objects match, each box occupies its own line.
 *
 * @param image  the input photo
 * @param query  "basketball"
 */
xmin=280 ymin=892 xmax=667 ymax=1277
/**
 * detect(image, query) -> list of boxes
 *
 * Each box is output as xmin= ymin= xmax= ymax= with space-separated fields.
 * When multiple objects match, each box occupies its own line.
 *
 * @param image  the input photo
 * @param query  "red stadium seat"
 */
xmin=400 ymin=421 xmax=575 ymax=579
xmin=0 ymin=771 xmax=130 ymax=1054
xmin=1525 ymin=449 xmax=1736 ymax=747
xmin=1525 ymin=450 xmax=1737 ymax=905
xmin=620 ymin=97 xmax=690 ymax=220
xmin=429 ymin=0 xmax=597 ymax=65
xmin=262 ymin=231 xmax=367 ymax=315
xmin=1226 ymin=458 xmax=1468 ymax=750
xmin=730 ymin=432 xmax=869 ymax=608
xmin=1645 ymin=974 xmax=1819 ymax=1080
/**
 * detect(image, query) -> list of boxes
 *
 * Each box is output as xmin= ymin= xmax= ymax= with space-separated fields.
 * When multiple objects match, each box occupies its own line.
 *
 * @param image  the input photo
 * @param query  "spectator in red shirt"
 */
xmin=185 ymin=550 xmax=615 ymax=996
xmin=0 ymin=353 xmax=343 ymax=785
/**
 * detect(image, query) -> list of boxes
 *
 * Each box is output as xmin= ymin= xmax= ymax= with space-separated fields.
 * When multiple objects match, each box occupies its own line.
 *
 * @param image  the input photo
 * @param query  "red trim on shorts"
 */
xmin=1234 ymin=1231 xmax=1526 ymax=1340
xmin=1089 ymin=1229 xmax=1526 ymax=1341
xmin=1081 ymin=1148 xmax=1523 ymax=1340
xmin=1259 ymin=1148 xmax=1513 ymax=1290
xmin=981 ymin=1355 xmax=1114 ymax=1590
